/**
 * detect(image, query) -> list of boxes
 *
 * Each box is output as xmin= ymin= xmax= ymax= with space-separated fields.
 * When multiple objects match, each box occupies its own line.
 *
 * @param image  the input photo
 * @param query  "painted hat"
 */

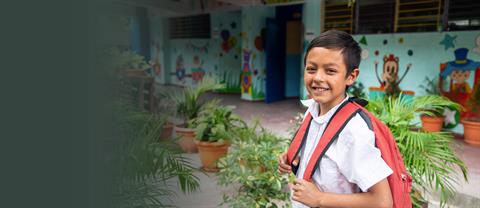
xmin=450 ymin=48 xmax=472 ymax=67
xmin=441 ymin=48 xmax=480 ymax=77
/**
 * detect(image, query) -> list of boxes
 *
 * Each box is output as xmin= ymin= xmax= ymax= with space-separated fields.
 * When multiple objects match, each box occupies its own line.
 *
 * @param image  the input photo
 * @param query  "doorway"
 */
xmin=265 ymin=4 xmax=303 ymax=103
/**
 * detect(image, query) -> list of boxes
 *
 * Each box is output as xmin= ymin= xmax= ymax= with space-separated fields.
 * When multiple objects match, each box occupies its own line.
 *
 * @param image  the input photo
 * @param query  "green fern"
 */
xmin=366 ymin=95 xmax=468 ymax=207
xmin=113 ymin=101 xmax=201 ymax=208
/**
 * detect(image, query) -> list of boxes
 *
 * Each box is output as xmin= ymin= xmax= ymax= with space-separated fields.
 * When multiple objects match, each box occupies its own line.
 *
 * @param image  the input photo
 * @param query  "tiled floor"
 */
xmin=161 ymin=91 xmax=480 ymax=207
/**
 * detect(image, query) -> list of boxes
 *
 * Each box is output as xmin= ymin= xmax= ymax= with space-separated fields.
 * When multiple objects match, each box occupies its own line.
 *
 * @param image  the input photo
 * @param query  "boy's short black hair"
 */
xmin=304 ymin=30 xmax=361 ymax=77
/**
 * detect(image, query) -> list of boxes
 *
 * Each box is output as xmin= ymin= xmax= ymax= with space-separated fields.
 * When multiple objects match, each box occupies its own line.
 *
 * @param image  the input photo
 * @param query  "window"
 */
xmin=323 ymin=0 xmax=354 ymax=33
xmin=169 ymin=14 xmax=211 ymax=39
xmin=356 ymin=0 xmax=395 ymax=34
xmin=394 ymin=0 xmax=443 ymax=33
xmin=447 ymin=0 xmax=480 ymax=31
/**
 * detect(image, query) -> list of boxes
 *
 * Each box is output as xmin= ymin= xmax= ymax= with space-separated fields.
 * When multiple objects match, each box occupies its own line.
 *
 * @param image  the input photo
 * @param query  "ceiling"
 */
xmin=115 ymin=0 xmax=305 ymax=17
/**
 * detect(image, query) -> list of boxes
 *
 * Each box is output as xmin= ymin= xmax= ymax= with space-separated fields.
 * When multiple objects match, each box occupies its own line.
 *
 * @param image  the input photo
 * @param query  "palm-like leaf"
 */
xmin=366 ymin=95 xmax=468 ymax=207
xmin=113 ymin=101 xmax=200 ymax=208
xmin=159 ymin=77 xmax=224 ymax=124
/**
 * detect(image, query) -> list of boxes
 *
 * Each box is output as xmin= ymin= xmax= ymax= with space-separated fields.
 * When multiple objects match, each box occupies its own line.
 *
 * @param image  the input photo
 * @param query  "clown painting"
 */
xmin=440 ymin=48 xmax=480 ymax=120
xmin=241 ymin=49 xmax=253 ymax=96
xmin=191 ymin=55 xmax=205 ymax=83
xmin=441 ymin=48 xmax=480 ymax=94
xmin=174 ymin=55 xmax=186 ymax=82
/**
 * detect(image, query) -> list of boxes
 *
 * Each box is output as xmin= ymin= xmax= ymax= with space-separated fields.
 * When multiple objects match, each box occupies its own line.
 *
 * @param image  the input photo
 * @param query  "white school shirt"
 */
xmin=292 ymin=97 xmax=392 ymax=208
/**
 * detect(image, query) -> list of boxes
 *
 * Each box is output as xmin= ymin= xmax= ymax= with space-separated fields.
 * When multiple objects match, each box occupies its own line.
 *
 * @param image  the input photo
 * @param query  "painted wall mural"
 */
xmin=174 ymin=55 xmax=188 ymax=83
xmin=353 ymin=30 xmax=480 ymax=133
xmin=212 ymin=11 xmax=242 ymax=93
xmin=241 ymin=49 xmax=253 ymax=95
xmin=158 ymin=10 xmax=241 ymax=90
xmin=240 ymin=6 xmax=274 ymax=101
xmin=149 ymin=16 xmax=166 ymax=84
xmin=372 ymin=54 xmax=413 ymax=97
xmin=191 ymin=55 xmax=205 ymax=83
xmin=168 ymin=40 xmax=214 ymax=86
xmin=150 ymin=41 xmax=162 ymax=78
xmin=440 ymin=48 xmax=480 ymax=123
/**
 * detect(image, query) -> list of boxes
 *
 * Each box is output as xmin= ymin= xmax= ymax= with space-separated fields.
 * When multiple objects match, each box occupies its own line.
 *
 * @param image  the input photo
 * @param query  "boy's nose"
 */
xmin=313 ymin=71 xmax=325 ymax=82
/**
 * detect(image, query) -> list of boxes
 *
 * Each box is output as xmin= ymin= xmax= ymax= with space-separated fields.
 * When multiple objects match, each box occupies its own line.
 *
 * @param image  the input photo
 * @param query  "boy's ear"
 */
xmin=347 ymin=68 xmax=360 ymax=86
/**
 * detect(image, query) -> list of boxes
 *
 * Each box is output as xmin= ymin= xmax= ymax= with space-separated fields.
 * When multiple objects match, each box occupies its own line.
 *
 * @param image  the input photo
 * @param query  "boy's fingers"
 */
xmin=278 ymin=155 xmax=284 ymax=164
xmin=278 ymin=166 xmax=291 ymax=173
xmin=278 ymin=153 xmax=287 ymax=164
xmin=279 ymin=163 xmax=292 ymax=170
xmin=294 ymin=178 xmax=305 ymax=185
xmin=290 ymin=183 xmax=302 ymax=192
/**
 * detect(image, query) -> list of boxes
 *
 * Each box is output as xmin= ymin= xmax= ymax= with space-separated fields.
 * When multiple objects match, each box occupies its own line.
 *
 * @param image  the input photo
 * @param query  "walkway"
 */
xmin=161 ymin=91 xmax=480 ymax=208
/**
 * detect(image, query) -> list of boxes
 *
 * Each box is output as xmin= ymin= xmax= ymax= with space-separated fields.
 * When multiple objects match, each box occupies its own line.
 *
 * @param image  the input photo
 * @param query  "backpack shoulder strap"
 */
xmin=303 ymin=101 xmax=362 ymax=181
xmin=286 ymin=113 xmax=313 ymax=169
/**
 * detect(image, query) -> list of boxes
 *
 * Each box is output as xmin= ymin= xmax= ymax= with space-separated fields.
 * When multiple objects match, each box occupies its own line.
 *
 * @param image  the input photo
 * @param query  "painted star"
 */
xmin=443 ymin=108 xmax=457 ymax=126
xmin=439 ymin=34 xmax=457 ymax=50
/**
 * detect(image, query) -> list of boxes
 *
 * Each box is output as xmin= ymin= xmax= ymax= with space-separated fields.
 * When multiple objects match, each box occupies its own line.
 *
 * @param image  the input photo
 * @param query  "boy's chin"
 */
xmin=311 ymin=96 xmax=329 ymax=104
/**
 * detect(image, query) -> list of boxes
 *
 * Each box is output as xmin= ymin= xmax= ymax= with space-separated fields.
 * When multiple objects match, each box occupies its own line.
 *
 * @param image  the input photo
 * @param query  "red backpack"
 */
xmin=286 ymin=98 xmax=412 ymax=208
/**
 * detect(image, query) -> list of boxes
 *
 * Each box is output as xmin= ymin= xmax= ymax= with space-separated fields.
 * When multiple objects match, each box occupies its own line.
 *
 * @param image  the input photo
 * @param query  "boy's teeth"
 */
xmin=313 ymin=87 xmax=328 ymax=90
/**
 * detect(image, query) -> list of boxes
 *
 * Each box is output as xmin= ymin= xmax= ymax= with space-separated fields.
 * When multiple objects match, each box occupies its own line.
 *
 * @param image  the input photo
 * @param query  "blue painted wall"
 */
xmin=152 ymin=10 xmax=242 ymax=89
xmin=352 ymin=31 xmax=480 ymax=97
xmin=240 ymin=6 xmax=276 ymax=101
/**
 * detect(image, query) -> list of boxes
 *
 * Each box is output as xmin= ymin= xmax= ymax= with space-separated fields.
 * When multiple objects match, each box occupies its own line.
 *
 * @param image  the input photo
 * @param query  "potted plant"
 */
xmin=156 ymin=99 xmax=178 ymax=141
xmin=461 ymin=81 xmax=480 ymax=146
xmin=112 ymin=100 xmax=200 ymax=207
xmin=419 ymin=96 xmax=461 ymax=133
xmin=191 ymin=103 xmax=246 ymax=172
xmin=160 ymin=77 xmax=224 ymax=153
xmin=366 ymin=95 xmax=468 ymax=207
xmin=103 ymin=47 xmax=150 ymax=77
xmin=418 ymin=76 xmax=461 ymax=132
xmin=217 ymin=122 xmax=290 ymax=207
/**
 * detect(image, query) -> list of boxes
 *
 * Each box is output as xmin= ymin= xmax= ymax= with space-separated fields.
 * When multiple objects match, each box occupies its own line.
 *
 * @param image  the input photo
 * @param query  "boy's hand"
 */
xmin=277 ymin=152 xmax=292 ymax=174
xmin=290 ymin=179 xmax=322 ymax=207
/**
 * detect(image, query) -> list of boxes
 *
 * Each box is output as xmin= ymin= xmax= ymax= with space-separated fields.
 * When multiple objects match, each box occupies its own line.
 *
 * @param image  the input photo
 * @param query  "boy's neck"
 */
xmin=318 ymin=94 xmax=347 ymax=116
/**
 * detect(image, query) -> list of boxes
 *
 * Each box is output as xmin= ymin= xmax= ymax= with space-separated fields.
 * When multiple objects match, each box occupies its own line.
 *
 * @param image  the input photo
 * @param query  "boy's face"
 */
xmin=304 ymin=47 xmax=358 ymax=110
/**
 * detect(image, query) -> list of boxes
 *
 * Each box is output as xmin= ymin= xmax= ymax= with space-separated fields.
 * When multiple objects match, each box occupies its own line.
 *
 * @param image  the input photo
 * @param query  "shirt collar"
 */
xmin=302 ymin=95 xmax=349 ymax=124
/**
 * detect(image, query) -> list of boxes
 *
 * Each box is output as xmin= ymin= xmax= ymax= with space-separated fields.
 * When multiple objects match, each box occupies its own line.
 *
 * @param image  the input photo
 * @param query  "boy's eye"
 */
xmin=326 ymin=68 xmax=337 ymax=74
xmin=306 ymin=67 xmax=316 ymax=73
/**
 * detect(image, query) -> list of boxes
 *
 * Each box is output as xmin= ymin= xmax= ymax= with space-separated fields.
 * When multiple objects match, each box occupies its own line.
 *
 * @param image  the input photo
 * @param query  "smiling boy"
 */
xmin=278 ymin=30 xmax=393 ymax=208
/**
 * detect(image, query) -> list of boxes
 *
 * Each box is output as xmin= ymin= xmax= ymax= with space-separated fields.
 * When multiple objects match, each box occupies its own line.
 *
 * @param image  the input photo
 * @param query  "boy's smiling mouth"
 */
xmin=311 ymin=86 xmax=330 ymax=92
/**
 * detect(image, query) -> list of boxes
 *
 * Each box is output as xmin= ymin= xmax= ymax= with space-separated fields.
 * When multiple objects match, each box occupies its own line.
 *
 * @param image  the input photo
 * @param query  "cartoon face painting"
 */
xmin=450 ymin=70 xmax=471 ymax=93
xmin=175 ymin=55 xmax=186 ymax=81
xmin=441 ymin=48 xmax=480 ymax=94
xmin=241 ymin=49 xmax=252 ymax=94
xmin=374 ymin=54 xmax=412 ymax=96
xmin=191 ymin=55 xmax=205 ymax=83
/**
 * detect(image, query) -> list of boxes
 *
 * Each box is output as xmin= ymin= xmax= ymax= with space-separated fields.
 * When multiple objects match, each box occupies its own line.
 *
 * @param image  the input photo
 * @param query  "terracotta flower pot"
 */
xmin=159 ymin=122 xmax=174 ymax=141
xmin=461 ymin=119 xmax=480 ymax=147
xmin=174 ymin=125 xmax=198 ymax=153
xmin=420 ymin=115 xmax=445 ymax=132
xmin=124 ymin=69 xmax=146 ymax=77
xmin=196 ymin=141 xmax=229 ymax=172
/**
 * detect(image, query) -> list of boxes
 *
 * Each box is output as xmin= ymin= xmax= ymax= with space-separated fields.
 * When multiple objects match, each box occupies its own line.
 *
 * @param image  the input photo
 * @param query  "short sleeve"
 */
xmin=332 ymin=114 xmax=393 ymax=192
